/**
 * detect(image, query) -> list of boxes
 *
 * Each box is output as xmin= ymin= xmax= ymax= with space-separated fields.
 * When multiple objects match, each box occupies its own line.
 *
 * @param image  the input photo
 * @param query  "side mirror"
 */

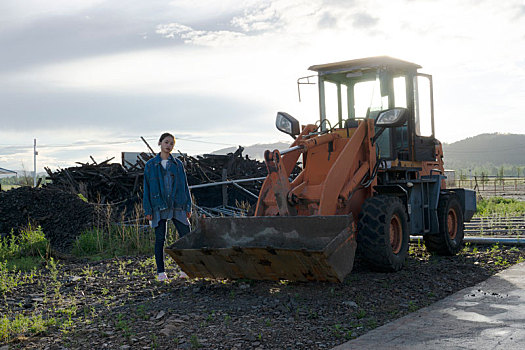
xmin=375 ymin=108 xmax=408 ymax=128
xmin=276 ymin=112 xmax=300 ymax=138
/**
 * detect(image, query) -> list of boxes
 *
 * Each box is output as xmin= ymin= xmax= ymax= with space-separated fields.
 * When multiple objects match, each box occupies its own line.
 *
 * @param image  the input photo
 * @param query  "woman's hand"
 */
xmin=186 ymin=211 xmax=192 ymax=219
xmin=145 ymin=215 xmax=152 ymax=221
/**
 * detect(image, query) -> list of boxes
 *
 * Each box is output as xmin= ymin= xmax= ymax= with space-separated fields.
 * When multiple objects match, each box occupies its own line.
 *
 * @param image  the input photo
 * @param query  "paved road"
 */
xmin=334 ymin=262 xmax=525 ymax=350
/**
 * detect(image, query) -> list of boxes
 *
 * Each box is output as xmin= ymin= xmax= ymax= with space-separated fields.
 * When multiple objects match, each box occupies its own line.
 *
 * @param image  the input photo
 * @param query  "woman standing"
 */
xmin=143 ymin=133 xmax=192 ymax=281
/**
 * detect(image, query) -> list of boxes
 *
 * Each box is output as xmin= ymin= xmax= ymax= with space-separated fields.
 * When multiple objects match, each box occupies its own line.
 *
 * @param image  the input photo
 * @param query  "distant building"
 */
xmin=121 ymin=152 xmax=153 ymax=169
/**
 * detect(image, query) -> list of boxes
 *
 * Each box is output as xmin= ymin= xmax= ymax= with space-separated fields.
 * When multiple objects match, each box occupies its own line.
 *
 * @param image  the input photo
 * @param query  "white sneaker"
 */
xmin=157 ymin=272 xmax=168 ymax=281
xmin=178 ymin=271 xmax=189 ymax=279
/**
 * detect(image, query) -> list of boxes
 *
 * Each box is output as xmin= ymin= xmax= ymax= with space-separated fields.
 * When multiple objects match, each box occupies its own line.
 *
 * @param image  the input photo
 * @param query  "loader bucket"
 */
xmin=165 ymin=215 xmax=356 ymax=282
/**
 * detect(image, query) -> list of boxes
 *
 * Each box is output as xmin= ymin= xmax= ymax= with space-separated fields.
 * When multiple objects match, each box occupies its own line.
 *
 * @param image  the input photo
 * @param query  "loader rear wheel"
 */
xmin=424 ymin=195 xmax=464 ymax=255
xmin=357 ymin=195 xmax=409 ymax=272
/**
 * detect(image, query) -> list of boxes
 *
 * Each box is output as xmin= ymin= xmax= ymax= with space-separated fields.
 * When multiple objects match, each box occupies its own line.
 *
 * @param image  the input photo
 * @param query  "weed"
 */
xmin=495 ymin=256 xmax=509 ymax=267
xmin=407 ymin=301 xmax=418 ymax=312
xmin=190 ymin=334 xmax=201 ymax=348
xmin=57 ymin=306 xmax=77 ymax=334
xmin=73 ymin=204 xmax=156 ymax=258
xmin=136 ymin=305 xmax=149 ymax=320
xmin=356 ymin=309 xmax=366 ymax=319
xmin=81 ymin=265 xmax=95 ymax=277
xmin=115 ymin=313 xmax=131 ymax=336
xmin=206 ymin=310 xmax=215 ymax=322
xmin=307 ymin=309 xmax=319 ymax=319
xmin=224 ymin=314 xmax=231 ymax=325
xmin=331 ymin=324 xmax=343 ymax=338
xmin=0 ymin=225 xmax=49 ymax=271
xmin=476 ymin=197 xmax=525 ymax=216
xmin=0 ymin=313 xmax=56 ymax=342
xmin=0 ymin=261 xmax=21 ymax=293
xmin=46 ymin=258 xmax=59 ymax=282
xmin=151 ymin=334 xmax=159 ymax=349
xmin=46 ymin=258 xmax=62 ymax=298
xmin=367 ymin=319 xmax=378 ymax=328
xmin=264 ymin=318 xmax=271 ymax=327
xmin=331 ymin=323 xmax=354 ymax=339
xmin=389 ymin=309 xmax=399 ymax=316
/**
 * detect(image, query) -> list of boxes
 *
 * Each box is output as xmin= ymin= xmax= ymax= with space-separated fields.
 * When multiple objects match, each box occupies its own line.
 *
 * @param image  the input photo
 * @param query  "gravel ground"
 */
xmin=2 ymin=243 xmax=525 ymax=350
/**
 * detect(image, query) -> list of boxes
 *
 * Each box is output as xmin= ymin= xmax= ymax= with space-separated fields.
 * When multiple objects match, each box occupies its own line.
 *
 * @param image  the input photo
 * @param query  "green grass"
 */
xmin=0 ymin=184 xmax=20 ymax=191
xmin=0 ymin=313 xmax=56 ymax=343
xmin=0 ymin=261 xmax=22 ymax=293
xmin=0 ymin=216 xmax=181 ymax=344
xmin=476 ymin=197 xmax=525 ymax=216
xmin=71 ymin=222 xmax=178 ymax=259
xmin=0 ymin=225 xmax=49 ymax=271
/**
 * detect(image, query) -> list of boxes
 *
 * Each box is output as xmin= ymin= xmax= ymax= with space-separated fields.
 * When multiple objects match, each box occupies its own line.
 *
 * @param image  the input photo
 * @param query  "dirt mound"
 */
xmin=0 ymin=186 xmax=95 ymax=251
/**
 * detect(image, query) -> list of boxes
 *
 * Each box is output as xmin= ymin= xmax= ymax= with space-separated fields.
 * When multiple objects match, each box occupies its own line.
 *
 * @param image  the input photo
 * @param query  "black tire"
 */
xmin=424 ymin=195 xmax=464 ymax=255
xmin=357 ymin=195 xmax=409 ymax=272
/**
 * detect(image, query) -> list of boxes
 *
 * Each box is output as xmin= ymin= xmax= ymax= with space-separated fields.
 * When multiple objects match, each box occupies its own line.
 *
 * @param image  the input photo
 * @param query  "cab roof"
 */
xmin=308 ymin=56 xmax=421 ymax=75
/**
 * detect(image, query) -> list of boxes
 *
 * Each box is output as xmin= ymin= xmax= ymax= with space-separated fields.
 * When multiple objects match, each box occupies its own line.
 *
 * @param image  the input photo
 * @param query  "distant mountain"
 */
xmin=212 ymin=142 xmax=293 ymax=160
xmin=442 ymin=133 xmax=525 ymax=170
xmin=211 ymin=133 xmax=525 ymax=174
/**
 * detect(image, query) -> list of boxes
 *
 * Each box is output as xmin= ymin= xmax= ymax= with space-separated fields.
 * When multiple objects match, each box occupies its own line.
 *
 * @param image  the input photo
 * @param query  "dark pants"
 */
xmin=155 ymin=219 xmax=190 ymax=273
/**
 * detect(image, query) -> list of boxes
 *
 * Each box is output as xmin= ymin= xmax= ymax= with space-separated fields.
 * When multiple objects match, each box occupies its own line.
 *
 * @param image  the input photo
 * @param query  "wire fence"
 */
xmin=466 ymin=215 xmax=525 ymax=237
xmin=450 ymin=177 xmax=525 ymax=200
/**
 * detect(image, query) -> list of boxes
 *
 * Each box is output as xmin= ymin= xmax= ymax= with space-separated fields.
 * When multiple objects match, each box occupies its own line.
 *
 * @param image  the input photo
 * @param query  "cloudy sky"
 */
xmin=0 ymin=0 xmax=524 ymax=172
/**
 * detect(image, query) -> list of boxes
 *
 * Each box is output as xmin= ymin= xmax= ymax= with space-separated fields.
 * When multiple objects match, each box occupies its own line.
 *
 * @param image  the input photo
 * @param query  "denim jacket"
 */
xmin=143 ymin=154 xmax=192 ymax=216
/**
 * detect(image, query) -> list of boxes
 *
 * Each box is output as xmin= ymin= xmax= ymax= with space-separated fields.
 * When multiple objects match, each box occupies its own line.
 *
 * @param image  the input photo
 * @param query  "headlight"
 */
xmin=375 ymin=108 xmax=408 ymax=127
xmin=275 ymin=112 xmax=300 ymax=137
xmin=277 ymin=114 xmax=293 ymax=134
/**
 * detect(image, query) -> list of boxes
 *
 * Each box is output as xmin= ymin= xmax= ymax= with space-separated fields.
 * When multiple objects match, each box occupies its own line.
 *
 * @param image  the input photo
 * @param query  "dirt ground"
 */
xmin=2 ymin=244 xmax=525 ymax=350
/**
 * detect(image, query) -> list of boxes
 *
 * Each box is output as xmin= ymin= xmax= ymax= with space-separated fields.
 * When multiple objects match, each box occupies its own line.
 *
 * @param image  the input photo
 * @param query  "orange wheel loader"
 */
xmin=165 ymin=56 xmax=476 ymax=282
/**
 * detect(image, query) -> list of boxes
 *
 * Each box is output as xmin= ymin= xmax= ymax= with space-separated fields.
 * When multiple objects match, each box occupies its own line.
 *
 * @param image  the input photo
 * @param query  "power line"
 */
xmin=0 ymin=136 xmax=238 ymax=149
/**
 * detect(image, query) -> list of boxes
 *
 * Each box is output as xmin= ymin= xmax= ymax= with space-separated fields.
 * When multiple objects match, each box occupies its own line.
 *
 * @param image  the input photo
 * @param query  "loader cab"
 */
xmin=307 ymin=56 xmax=436 ymax=162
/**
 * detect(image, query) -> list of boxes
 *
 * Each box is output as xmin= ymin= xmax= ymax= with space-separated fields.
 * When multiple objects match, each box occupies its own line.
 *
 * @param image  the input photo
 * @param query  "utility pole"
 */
xmin=33 ymin=138 xmax=38 ymax=187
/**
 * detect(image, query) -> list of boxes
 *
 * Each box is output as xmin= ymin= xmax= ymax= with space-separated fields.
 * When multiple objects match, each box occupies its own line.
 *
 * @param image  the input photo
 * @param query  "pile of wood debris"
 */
xmin=43 ymin=145 xmax=287 ymax=216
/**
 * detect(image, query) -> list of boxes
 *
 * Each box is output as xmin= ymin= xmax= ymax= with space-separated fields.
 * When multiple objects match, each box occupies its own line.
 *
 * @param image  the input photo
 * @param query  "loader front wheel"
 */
xmin=424 ymin=195 xmax=464 ymax=255
xmin=357 ymin=195 xmax=409 ymax=272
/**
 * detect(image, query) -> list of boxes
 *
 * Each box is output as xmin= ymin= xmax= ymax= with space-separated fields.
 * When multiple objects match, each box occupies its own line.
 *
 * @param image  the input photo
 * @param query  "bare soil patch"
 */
xmin=2 ymin=244 xmax=524 ymax=349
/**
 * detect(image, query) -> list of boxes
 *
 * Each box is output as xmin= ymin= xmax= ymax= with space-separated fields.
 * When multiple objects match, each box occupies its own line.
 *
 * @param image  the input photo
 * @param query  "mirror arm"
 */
xmin=371 ymin=127 xmax=386 ymax=145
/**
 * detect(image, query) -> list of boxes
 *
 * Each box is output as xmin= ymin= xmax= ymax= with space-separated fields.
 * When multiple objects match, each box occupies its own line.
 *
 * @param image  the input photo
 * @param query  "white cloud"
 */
xmin=155 ymin=23 xmax=246 ymax=47
xmin=1 ymin=0 xmax=525 ymax=173
xmin=230 ymin=2 xmax=280 ymax=32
